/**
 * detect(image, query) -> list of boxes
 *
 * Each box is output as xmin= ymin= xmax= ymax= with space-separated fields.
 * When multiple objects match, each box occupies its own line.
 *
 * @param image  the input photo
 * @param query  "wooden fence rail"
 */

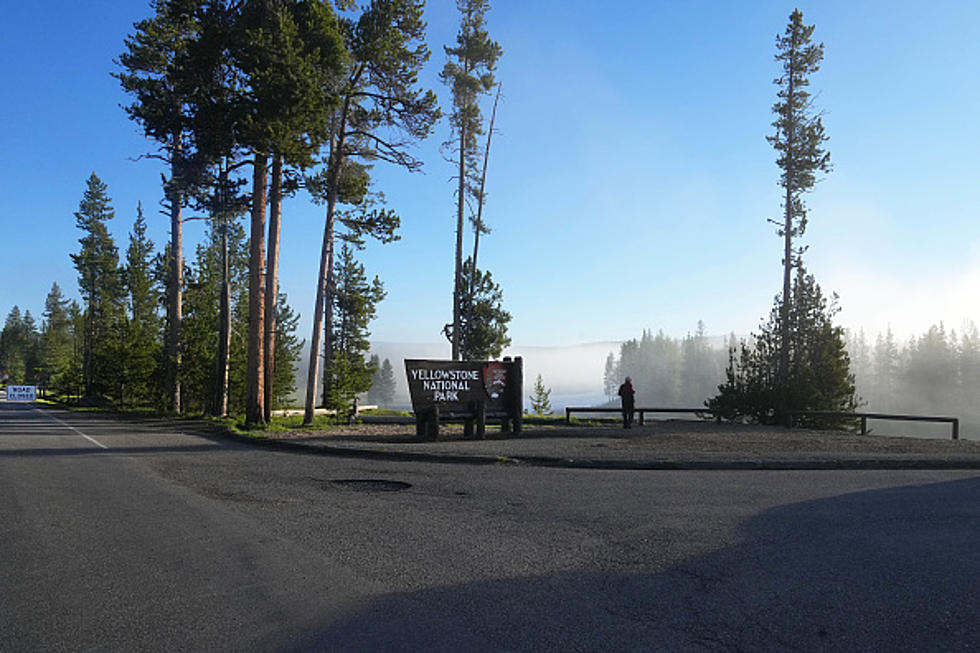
xmin=565 ymin=407 xmax=961 ymax=440
xmin=564 ymin=407 xmax=718 ymax=425
xmin=788 ymin=411 xmax=960 ymax=440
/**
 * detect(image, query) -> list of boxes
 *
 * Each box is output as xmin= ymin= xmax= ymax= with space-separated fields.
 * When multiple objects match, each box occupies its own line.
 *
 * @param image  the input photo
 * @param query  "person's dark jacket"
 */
xmin=618 ymin=381 xmax=635 ymax=408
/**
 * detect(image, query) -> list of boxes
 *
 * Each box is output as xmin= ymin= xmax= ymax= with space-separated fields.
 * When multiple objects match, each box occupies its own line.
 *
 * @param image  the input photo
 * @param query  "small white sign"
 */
xmin=7 ymin=385 xmax=37 ymax=401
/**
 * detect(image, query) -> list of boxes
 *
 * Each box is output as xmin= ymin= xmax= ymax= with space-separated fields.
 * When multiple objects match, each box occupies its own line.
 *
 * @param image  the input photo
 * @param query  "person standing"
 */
xmin=618 ymin=376 xmax=635 ymax=429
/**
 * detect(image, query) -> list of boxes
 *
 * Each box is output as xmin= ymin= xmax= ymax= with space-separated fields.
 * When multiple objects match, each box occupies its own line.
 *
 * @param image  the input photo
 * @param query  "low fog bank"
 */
xmin=846 ymin=324 xmax=980 ymax=440
xmin=291 ymin=341 xmax=617 ymax=411
xmin=365 ymin=341 xmax=618 ymax=410
xmin=291 ymin=327 xmax=979 ymax=440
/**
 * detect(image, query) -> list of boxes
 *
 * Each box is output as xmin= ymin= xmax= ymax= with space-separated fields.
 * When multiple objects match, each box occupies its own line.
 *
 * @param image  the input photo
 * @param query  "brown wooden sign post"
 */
xmin=405 ymin=357 xmax=523 ymax=441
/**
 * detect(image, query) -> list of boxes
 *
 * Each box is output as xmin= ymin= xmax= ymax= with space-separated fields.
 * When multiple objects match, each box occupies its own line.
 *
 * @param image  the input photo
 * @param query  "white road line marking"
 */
xmin=32 ymin=408 xmax=108 ymax=450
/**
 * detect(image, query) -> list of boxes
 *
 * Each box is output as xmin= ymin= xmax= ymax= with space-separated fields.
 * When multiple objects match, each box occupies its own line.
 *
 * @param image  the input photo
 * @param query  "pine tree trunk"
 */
xmin=213 ymin=249 xmax=231 ymax=417
xmin=322 ymin=245 xmax=338 ymax=409
xmin=469 ymin=84 xmax=501 ymax=308
xmin=780 ymin=186 xmax=792 ymax=385
xmin=212 ymin=161 xmax=231 ymax=417
xmin=168 ymin=143 xmax=183 ymax=414
xmin=304 ymin=101 xmax=350 ymax=425
xmin=263 ymin=153 xmax=283 ymax=422
xmin=246 ymin=153 xmax=268 ymax=426
xmin=304 ymin=207 xmax=334 ymax=424
xmin=778 ymin=70 xmax=796 ymax=389
xmin=452 ymin=119 xmax=465 ymax=361
xmin=320 ymin=171 xmax=342 ymax=409
xmin=84 ymin=293 xmax=93 ymax=398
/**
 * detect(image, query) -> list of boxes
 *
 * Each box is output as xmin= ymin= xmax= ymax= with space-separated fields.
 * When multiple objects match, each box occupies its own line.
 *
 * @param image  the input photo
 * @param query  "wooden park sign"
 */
xmin=405 ymin=357 xmax=523 ymax=440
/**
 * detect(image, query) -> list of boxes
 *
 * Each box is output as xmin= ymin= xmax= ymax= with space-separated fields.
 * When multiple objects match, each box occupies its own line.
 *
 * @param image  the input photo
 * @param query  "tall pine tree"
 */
xmin=182 ymin=220 xmax=248 ymax=414
xmin=325 ymin=242 xmax=385 ymax=419
xmin=41 ymin=283 xmax=73 ymax=395
xmin=116 ymin=0 xmax=202 ymax=413
xmin=120 ymin=203 xmax=162 ymax=405
xmin=442 ymin=0 xmax=501 ymax=360
xmin=0 ymin=307 xmax=27 ymax=384
xmin=768 ymin=9 xmax=831 ymax=386
xmin=303 ymin=0 xmax=439 ymax=424
xmin=70 ymin=173 xmax=125 ymax=401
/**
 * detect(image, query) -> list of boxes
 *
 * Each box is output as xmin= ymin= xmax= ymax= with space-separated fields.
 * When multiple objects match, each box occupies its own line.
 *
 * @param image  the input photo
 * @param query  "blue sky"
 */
xmin=2 ymin=1 xmax=979 ymax=350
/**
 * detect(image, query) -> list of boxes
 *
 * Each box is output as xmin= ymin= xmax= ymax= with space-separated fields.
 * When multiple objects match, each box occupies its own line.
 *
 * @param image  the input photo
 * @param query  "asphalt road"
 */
xmin=2 ymin=402 xmax=978 ymax=651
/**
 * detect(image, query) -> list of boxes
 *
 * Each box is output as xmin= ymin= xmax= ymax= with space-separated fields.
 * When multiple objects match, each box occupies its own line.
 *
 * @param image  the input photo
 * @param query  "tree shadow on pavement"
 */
xmin=282 ymin=476 xmax=980 ymax=651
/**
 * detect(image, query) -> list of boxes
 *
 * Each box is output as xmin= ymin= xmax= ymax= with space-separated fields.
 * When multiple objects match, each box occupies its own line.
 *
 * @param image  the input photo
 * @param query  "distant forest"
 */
xmin=603 ymin=322 xmax=728 ymax=408
xmin=844 ymin=324 xmax=980 ymax=430
xmin=604 ymin=321 xmax=980 ymax=438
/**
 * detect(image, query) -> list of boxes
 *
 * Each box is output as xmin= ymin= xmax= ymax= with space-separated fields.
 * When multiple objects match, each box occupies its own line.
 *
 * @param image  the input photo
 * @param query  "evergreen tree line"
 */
xmin=0 ymin=306 xmax=50 ymax=392
xmin=1 ymin=175 xmax=300 ymax=413
xmin=108 ymin=0 xmax=510 ymax=425
xmin=366 ymin=354 xmax=397 ymax=408
xmin=602 ymin=322 xmax=728 ymax=408
xmin=846 ymin=322 xmax=980 ymax=436
xmin=0 ymin=170 xmax=416 ymax=415
xmin=597 ymin=313 xmax=980 ymax=437
xmin=5 ymin=0 xmax=510 ymax=419
xmin=0 ymin=182 xmax=168 ymax=406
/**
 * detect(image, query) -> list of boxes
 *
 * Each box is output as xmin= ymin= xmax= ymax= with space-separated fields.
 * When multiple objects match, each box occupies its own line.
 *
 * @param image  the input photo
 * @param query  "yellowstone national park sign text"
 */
xmin=404 ymin=359 xmax=521 ymax=416
xmin=410 ymin=368 xmax=482 ymax=402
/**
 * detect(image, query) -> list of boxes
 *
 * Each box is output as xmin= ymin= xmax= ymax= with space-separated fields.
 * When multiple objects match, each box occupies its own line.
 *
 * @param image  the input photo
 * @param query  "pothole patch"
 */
xmin=327 ymin=479 xmax=412 ymax=492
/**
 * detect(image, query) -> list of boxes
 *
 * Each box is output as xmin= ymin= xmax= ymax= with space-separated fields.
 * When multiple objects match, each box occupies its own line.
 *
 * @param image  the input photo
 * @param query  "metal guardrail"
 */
xmin=564 ymin=407 xmax=717 ymax=425
xmin=788 ymin=411 xmax=960 ymax=440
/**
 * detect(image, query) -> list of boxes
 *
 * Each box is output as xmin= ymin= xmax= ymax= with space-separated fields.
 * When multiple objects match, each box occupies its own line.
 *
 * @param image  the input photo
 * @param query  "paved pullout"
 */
xmin=3 ymin=403 xmax=978 ymax=650
xmin=242 ymin=415 xmax=980 ymax=470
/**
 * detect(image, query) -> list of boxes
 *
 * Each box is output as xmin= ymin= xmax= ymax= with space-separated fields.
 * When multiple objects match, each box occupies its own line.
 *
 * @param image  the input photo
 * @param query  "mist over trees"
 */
xmin=846 ymin=323 xmax=980 ymax=435
xmin=604 ymin=322 xmax=728 ymax=408
xmin=366 ymin=355 xmax=396 ymax=408
xmin=598 ymin=319 xmax=980 ymax=437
